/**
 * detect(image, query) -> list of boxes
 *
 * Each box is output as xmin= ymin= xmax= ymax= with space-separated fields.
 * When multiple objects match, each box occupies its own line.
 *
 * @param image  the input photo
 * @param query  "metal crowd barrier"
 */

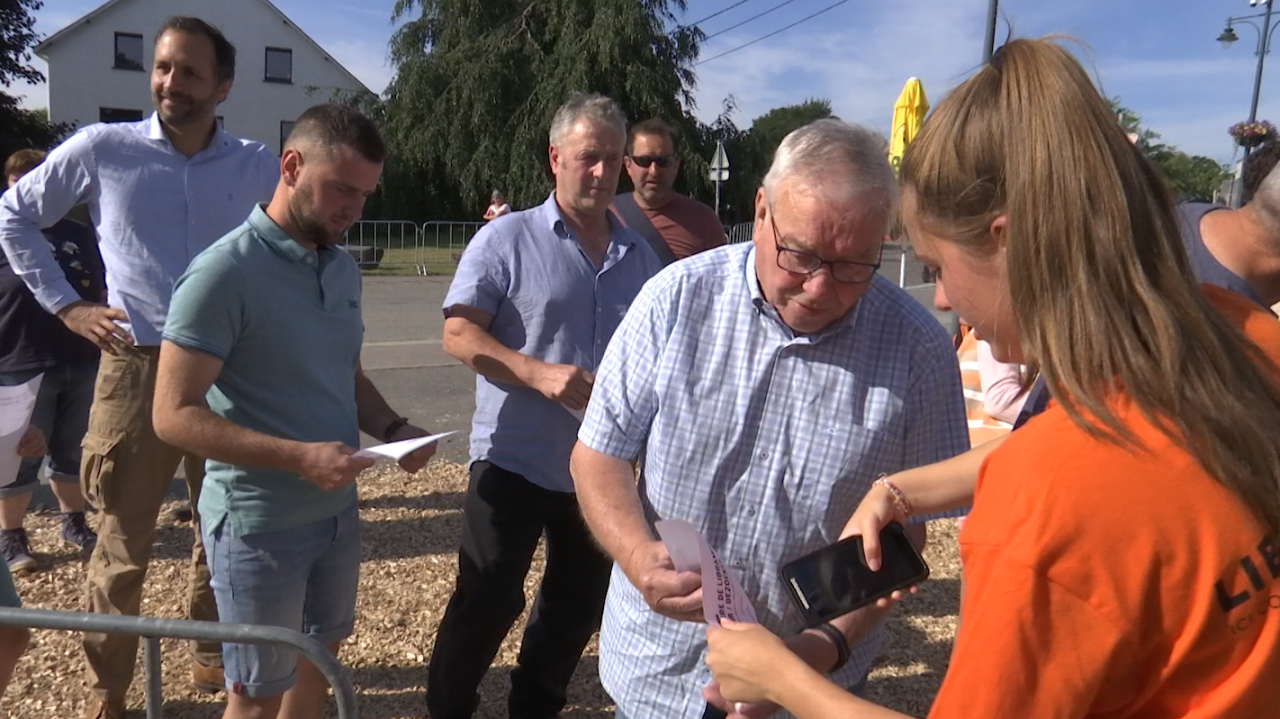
xmin=341 ymin=219 xmax=924 ymax=290
xmin=0 ymin=607 xmax=357 ymax=719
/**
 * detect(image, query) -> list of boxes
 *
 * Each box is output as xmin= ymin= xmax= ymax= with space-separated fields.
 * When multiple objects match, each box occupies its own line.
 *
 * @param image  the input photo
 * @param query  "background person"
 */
xmin=612 ymin=118 xmax=725 ymax=265
xmin=428 ymin=93 xmax=661 ymax=719
xmin=0 ymin=150 xmax=103 ymax=573
xmin=0 ymin=17 xmax=280 ymax=714
xmin=483 ymin=190 xmax=511 ymax=220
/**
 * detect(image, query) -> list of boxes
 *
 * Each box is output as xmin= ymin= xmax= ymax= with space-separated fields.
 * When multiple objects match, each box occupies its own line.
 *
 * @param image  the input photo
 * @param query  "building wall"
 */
xmin=41 ymin=0 xmax=368 ymax=154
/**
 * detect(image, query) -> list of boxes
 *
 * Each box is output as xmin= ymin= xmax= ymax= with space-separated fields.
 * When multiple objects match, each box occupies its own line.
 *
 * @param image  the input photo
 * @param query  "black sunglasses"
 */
xmin=768 ymin=207 xmax=882 ymax=284
xmin=629 ymin=154 xmax=676 ymax=168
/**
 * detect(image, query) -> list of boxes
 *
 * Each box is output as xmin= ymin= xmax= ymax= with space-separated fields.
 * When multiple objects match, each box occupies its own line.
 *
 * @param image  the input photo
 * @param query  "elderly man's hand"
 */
xmin=624 ymin=540 xmax=703 ymax=622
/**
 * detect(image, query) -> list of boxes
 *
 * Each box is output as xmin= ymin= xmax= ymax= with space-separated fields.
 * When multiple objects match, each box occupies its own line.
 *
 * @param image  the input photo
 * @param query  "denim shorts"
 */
xmin=0 ymin=362 xmax=97 ymax=496
xmin=204 ymin=500 xmax=361 ymax=697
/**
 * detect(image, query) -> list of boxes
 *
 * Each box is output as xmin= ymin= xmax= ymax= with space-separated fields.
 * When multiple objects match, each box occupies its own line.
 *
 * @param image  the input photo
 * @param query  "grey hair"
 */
xmin=762 ymin=118 xmax=897 ymax=227
xmin=549 ymin=93 xmax=628 ymax=147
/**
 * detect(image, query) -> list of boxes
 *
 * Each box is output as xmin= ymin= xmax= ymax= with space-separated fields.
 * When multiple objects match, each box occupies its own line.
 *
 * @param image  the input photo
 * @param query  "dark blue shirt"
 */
xmin=0 ymin=218 xmax=103 ymax=371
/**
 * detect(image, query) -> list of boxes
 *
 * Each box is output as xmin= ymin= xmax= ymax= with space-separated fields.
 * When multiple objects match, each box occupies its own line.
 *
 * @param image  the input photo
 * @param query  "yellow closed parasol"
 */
xmin=888 ymin=77 xmax=929 ymax=172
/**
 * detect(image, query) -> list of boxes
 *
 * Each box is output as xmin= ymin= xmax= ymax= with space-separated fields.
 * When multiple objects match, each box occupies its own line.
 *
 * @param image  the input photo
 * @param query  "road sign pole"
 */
xmin=709 ymin=141 xmax=730 ymax=220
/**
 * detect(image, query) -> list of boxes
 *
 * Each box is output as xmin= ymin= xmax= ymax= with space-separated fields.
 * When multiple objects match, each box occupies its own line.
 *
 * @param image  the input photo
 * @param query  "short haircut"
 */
xmin=763 ymin=118 xmax=896 ymax=224
xmin=285 ymin=103 xmax=387 ymax=164
xmin=1243 ymin=140 xmax=1280 ymax=204
xmin=628 ymin=118 xmax=677 ymax=154
xmin=155 ymin=16 xmax=236 ymax=83
xmin=549 ymin=93 xmax=627 ymax=147
xmin=4 ymin=149 xmax=46 ymax=179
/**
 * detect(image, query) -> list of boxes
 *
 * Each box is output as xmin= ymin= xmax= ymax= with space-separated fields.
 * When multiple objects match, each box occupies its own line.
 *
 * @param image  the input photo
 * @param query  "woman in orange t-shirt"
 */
xmin=703 ymin=38 xmax=1280 ymax=719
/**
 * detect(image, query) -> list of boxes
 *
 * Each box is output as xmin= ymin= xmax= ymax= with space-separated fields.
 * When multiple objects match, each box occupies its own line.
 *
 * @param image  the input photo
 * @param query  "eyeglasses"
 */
xmin=768 ymin=207 xmax=881 ymax=284
xmin=628 ymin=154 xmax=676 ymax=168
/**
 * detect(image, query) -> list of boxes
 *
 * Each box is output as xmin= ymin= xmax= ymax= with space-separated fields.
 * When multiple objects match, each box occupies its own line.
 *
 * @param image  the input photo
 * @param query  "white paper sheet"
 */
xmin=0 ymin=374 xmax=43 ymax=489
xmin=355 ymin=431 xmax=457 ymax=460
xmin=655 ymin=518 xmax=758 ymax=625
xmin=564 ymin=404 xmax=586 ymax=423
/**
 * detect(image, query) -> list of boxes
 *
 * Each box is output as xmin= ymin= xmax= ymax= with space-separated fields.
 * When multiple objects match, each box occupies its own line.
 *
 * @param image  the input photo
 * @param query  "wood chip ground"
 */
xmin=2 ymin=461 xmax=959 ymax=718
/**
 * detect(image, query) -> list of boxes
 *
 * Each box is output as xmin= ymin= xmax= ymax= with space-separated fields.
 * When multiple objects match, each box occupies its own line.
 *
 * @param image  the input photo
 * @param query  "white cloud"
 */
xmin=691 ymin=1 xmax=988 ymax=135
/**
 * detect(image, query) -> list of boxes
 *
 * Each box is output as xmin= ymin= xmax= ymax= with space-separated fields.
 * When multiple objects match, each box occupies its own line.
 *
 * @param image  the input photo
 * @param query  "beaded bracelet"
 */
xmin=874 ymin=474 xmax=913 ymax=518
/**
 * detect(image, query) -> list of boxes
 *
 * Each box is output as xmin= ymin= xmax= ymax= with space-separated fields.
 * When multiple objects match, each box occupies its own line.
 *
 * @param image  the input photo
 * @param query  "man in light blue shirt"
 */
xmin=430 ymin=94 xmax=662 ymax=719
xmin=0 ymin=17 xmax=277 ymax=715
xmin=571 ymin=119 xmax=969 ymax=719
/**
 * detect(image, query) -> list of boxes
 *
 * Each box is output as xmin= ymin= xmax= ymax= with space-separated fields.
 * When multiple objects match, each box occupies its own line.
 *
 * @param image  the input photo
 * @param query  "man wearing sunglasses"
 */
xmin=570 ymin=119 xmax=967 ymax=719
xmin=613 ymin=119 xmax=725 ymax=265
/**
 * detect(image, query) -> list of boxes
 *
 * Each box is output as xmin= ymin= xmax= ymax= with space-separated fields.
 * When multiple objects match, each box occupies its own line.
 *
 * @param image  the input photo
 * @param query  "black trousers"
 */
xmin=426 ymin=461 xmax=614 ymax=719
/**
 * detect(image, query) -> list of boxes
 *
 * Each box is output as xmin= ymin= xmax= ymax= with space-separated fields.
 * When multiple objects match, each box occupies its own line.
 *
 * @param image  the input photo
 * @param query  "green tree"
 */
xmin=383 ymin=0 xmax=702 ymax=219
xmin=1 ymin=0 xmax=72 ymax=160
xmin=710 ymin=98 xmax=832 ymax=224
xmin=1108 ymin=97 xmax=1228 ymax=203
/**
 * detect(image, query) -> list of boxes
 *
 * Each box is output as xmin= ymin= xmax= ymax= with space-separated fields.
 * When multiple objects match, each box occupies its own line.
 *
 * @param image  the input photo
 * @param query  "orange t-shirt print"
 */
xmin=928 ymin=285 xmax=1280 ymax=719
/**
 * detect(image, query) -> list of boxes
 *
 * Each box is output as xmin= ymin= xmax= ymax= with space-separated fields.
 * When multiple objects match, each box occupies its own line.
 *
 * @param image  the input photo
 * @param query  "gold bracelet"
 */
xmin=874 ymin=474 xmax=913 ymax=518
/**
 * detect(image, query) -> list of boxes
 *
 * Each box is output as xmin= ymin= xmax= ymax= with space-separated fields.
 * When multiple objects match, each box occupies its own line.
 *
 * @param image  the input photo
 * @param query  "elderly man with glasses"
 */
xmin=570 ymin=119 xmax=968 ymax=719
xmin=612 ymin=118 xmax=725 ymax=265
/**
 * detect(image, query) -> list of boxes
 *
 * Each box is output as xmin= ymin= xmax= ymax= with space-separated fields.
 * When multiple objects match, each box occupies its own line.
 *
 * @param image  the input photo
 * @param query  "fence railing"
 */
xmin=345 ymin=219 xmax=928 ymax=289
xmin=0 ymin=607 xmax=357 ymax=719
xmin=342 ymin=220 xmax=483 ymax=274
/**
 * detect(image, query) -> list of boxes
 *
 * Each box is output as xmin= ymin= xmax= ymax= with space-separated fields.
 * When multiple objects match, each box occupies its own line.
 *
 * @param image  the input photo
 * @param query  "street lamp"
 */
xmin=1218 ymin=25 xmax=1240 ymax=50
xmin=1218 ymin=0 xmax=1280 ymax=163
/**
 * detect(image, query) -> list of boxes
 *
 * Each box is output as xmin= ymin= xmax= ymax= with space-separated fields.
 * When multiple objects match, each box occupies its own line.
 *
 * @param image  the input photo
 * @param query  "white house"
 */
xmin=35 ymin=0 xmax=373 ymax=155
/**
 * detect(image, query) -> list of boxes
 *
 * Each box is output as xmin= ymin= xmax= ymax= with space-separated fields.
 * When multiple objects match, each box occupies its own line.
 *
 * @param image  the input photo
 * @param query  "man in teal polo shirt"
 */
xmin=153 ymin=103 xmax=437 ymax=719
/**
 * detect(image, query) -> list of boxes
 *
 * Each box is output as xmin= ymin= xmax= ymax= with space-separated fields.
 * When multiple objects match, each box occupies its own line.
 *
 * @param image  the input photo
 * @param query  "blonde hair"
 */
xmin=900 ymin=38 xmax=1280 ymax=538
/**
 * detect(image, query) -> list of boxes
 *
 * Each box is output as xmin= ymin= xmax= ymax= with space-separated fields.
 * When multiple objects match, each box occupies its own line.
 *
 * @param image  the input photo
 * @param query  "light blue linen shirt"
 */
xmin=578 ymin=243 xmax=969 ymax=719
xmin=443 ymin=193 xmax=662 ymax=492
xmin=0 ymin=113 xmax=279 ymax=345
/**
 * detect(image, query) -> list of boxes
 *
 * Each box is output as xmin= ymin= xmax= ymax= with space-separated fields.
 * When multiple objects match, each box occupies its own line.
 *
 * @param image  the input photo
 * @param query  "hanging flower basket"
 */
xmin=1229 ymin=120 xmax=1276 ymax=148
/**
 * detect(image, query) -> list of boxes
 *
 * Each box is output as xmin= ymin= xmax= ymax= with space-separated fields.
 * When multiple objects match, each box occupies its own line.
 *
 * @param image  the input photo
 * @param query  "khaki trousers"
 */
xmin=80 ymin=345 xmax=221 ymax=701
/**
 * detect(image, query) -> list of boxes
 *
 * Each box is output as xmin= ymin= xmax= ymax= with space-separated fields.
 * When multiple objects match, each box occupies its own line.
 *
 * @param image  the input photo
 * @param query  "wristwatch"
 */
xmin=382 ymin=416 xmax=410 ymax=443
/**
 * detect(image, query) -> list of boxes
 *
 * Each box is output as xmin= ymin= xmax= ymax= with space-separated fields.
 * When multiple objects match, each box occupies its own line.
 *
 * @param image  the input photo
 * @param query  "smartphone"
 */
xmin=779 ymin=522 xmax=930 ymax=627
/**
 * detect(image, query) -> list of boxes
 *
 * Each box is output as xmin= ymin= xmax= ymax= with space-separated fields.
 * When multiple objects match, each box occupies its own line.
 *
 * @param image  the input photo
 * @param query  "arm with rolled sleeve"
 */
xmin=0 ymin=130 xmax=98 ymax=314
xmin=569 ymin=279 xmax=717 ymax=622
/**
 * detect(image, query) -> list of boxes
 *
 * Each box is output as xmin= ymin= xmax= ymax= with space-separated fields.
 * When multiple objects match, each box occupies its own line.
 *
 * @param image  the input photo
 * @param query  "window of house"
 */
xmin=114 ymin=32 xmax=145 ymax=71
xmin=265 ymin=48 xmax=293 ymax=83
xmin=280 ymin=120 xmax=296 ymax=153
xmin=100 ymin=107 xmax=144 ymax=123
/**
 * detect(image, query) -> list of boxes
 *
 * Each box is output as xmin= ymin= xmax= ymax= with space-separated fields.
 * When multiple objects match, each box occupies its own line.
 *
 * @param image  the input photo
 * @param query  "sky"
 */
xmin=12 ymin=0 xmax=1280 ymax=165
